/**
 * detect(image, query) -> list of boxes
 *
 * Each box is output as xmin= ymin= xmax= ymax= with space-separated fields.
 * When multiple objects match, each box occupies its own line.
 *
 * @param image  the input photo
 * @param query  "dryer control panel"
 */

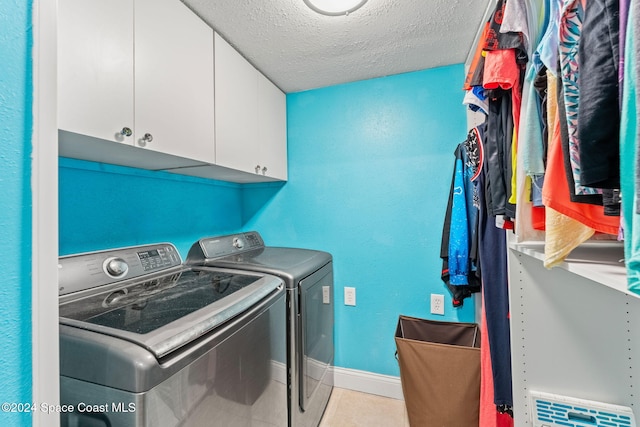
xmin=187 ymin=231 xmax=265 ymax=262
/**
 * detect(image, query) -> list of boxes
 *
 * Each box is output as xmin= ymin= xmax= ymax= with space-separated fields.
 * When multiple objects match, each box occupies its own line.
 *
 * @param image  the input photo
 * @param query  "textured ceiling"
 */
xmin=180 ymin=0 xmax=491 ymax=93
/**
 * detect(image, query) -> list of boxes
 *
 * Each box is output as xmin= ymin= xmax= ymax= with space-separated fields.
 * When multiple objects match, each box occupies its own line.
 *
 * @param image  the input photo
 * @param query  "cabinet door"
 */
xmin=58 ymin=0 xmax=134 ymax=144
xmin=214 ymin=33 xmax=260 ymax=174
xmin=258 ymin=74 xmax=288 ymax=180
xmin=134 ymin=0 xmax=215 ymax=163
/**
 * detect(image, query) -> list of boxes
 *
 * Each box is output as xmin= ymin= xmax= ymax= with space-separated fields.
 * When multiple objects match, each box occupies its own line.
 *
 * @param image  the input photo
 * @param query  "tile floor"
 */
xmin=319 ymin=387 xmax=410 ymax=427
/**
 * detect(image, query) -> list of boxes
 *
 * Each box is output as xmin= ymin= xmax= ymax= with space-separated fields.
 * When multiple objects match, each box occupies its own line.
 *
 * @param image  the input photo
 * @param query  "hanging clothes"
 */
xmin=465 ymin=21 xmax=491 ymax=91
xmin=477 ymin=169 xmax=513 ymax=410
xmin=480 ymin=0 xmax=528 ymax=220
xmin=514 ymin=69 xmax=546 ymax=241
xmin=484 ymin=47 xmax=525 ymax=159
xmin=557 ymin=69 xmax=605 ymax=206
xmin=558 ymin=0 xmax=602 ymax=198
xmin=440 ymin=127 xmax=484 ymax=306
xmin=547 ymin=65 xmax=603 ymax=265
xmin=533 ymin=67 xmax=550 ymax=167
xmin=622 ymin=0 xmax=640 ymax=295
xmin=522 ymin=66 xmax=546 ymax=176
xmin=479 ymin=290 xmax=496 ymax=427
xmin=521 ymin=0 xmax=551 ymax=178
xmin=538 ymin=0 xmax=562 ymax=75
xmin=502 ymin=0 xmax=532 ymax=53
xmin=483 ymin=48 xmax=523 ymax=219
xmin=620 ymin=0 xmax=631 ymax=100
xmin=480 ymin=292 xmax=515 ymax=427
xmin=485 ymin=0 xmax=525 ymax=51
xmin=484 ymin=91 xmax=516 ymax=218
xmin=577 ymin=0 xmax=621 ymax=190
xmin=542 ymin=75 xmax=619 ymax=247
xmin=464 ymin=86 xmax=490 ymax=115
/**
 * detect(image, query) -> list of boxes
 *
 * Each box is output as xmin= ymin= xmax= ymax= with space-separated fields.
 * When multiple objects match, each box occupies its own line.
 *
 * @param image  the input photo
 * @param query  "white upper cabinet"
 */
xmin=214 ymin=33 xmax=288 ymax=181
xmin=258 ymin=72 xmax=288 ymax=181
xmin=134 ymin=0 xmax=214 ymax=163
xmin=214 ymin=33 xmax=259 ymax=174
xmin=58 ymin=0 xmax=215 ymax=165
xmin=58 ymin=0 xmax=286 ymax=182
xmin=58 ymin=0 xmax=135 ymax=144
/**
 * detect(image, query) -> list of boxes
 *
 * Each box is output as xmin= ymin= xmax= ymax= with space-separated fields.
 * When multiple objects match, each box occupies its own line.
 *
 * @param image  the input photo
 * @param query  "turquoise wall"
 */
xmin=59 ymin=158 xmax=244 ymax=256
xmin=0 ymin=0 xmax=33 ymax=425
xmin=59 ymin=64 xmax=471 ymax=379
xmin=244 ymin=65 xmax=473 ymax=376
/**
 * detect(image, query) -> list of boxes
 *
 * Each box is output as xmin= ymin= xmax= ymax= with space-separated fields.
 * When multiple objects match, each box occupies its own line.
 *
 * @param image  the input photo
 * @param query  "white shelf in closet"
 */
xmin=508 ymin=241 xmax=636 ymax=298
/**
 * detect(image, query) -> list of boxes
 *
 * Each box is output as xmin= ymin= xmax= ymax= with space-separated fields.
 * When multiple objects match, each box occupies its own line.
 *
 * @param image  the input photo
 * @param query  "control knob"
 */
xmin=232 ymin=237 xmax=244 ymax=249
xmin=104 ymin=257 xmax=129 ymax=278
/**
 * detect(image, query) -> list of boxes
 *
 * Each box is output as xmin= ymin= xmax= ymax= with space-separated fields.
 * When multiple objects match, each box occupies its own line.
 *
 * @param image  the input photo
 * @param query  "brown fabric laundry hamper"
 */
xmin=395 ymin=315 xmax=481 ymax=427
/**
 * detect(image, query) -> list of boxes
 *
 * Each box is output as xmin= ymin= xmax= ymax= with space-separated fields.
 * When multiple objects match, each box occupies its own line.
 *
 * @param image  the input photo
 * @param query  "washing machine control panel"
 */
xmin=58 ymin=243 xmax=182 ymax=296
xmin=104 ymin=257 xmax=129 ymax=278
xmin=244 ymin=232 xmax=262 ymax=248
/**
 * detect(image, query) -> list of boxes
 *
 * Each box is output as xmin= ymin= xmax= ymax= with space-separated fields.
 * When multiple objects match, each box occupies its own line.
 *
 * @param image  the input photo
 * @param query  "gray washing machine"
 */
xmin=187 ymin=231 xmax=334 ymax=427
xmin=58 ymin=243 xmax=287 ymax=427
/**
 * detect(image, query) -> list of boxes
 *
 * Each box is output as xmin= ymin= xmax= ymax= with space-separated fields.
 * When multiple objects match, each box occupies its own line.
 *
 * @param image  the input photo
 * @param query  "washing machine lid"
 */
xmin=59 ymin=244 xmax=283 ymax=358
xmin=60 ymin=267 xmax=282 ymax=358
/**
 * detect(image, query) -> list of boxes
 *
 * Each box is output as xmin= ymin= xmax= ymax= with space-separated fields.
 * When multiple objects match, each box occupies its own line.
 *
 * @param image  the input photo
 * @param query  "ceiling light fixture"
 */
xmin=303 ymin=0 xmax=368 ymax=16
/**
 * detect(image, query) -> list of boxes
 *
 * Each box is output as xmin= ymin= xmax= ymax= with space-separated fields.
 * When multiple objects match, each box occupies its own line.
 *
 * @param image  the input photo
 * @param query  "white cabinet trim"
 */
xmin=32 ymin=0 xmax=60 ymax=425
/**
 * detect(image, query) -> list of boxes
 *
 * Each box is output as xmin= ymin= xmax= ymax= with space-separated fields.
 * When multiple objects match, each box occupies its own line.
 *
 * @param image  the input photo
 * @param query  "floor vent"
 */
xmin=530 ymin=391 xmax=636 ymax=427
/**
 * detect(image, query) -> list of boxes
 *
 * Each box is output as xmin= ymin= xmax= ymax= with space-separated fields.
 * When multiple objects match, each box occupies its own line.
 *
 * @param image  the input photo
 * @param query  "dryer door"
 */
xmin=298 ymin=262 xmax=334 ymax=411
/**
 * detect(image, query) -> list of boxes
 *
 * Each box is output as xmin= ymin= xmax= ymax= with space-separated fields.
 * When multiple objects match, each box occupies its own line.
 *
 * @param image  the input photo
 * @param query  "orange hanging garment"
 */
xmin=541 ymin=98 xmax=618 ymax=267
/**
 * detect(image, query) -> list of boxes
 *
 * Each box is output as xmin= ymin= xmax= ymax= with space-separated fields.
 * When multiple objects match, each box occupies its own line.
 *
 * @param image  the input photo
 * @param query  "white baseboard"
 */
xmin=332 ymin=367 xmax=404 ymax=401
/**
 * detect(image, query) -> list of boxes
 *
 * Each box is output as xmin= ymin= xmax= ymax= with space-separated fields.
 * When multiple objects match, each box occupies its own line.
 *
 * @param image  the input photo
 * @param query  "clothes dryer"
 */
xmin=187 ymin=231 xmax=334 ymax=427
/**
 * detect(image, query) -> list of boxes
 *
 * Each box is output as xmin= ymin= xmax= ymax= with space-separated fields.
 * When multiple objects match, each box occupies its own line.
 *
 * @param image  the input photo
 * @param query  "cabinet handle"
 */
xmin=255 ymin=165 xmax=261 ymax=174
xmin=139 ymin=133 xmax=153 ymax=147
xmin=120 ymin=127 xmax=132 ymax=137
xmin=262 ymin=166 xmax=268 ymax=175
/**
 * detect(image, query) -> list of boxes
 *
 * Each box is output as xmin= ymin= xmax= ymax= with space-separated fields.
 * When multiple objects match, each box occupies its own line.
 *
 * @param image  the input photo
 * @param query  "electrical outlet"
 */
xmin=430 ymin=293 xmax=445 ymax=315
xmin=344 ymin=287 xmax=356 ymax=306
